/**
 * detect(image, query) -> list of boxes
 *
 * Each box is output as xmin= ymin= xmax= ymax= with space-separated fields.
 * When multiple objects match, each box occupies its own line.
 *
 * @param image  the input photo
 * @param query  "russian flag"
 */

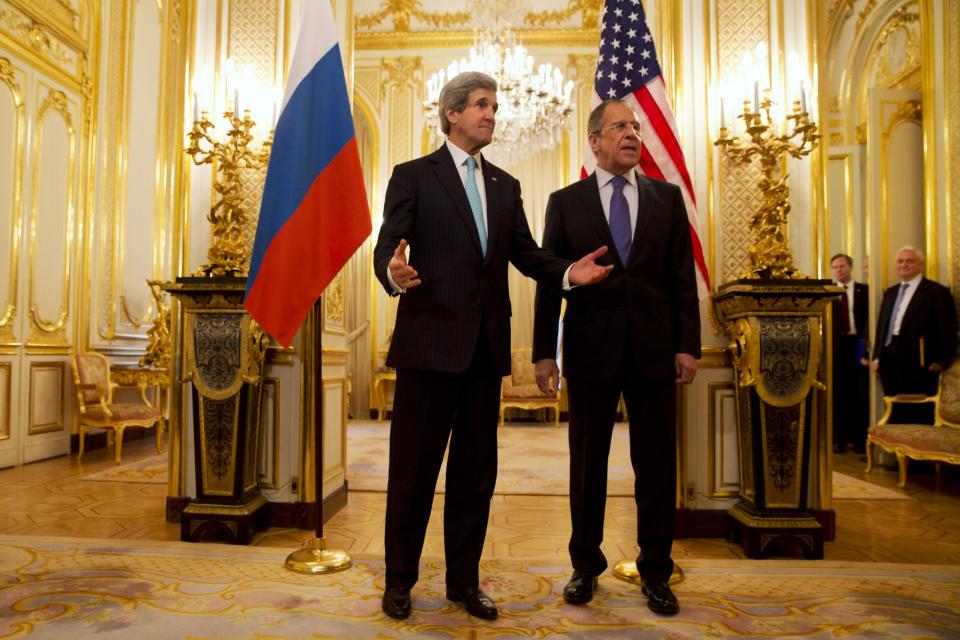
xmin=244 ymin=1 xmax=371 ymax=347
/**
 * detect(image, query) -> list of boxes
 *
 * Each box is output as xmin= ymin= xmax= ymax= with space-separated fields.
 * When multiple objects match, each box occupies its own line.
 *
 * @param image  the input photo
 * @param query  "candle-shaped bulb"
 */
xmin=800 ymin=81 xmax=807 ymax=114
xmin=720 ymin=95 xmax=726 ymax=129
xmin=193 ymin=91 xmax=199 ymax=122
xmin=234 ymin=89 xmax=239 ymax=116
xmin=754 ymin=81 xmax=760 ymax=113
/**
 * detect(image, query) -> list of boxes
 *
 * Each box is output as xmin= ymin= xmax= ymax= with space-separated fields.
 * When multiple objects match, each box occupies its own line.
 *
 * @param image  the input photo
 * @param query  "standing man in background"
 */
xmin=873 ymin=246 xmax=957 ymax=424
xmin=830 ymin=253 xmax=869 ymax=454
xmin=533 ymin=99 xmax=701 ymax=616
xmin=373 ymin=71 xmax=612 ymax=621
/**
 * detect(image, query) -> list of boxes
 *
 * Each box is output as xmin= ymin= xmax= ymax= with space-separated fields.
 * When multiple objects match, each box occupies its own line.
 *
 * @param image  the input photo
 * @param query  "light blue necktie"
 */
xmin=464 ymin=157 xmax=487 ymax=256
xmin=884 ymin=282 xmax=910 ymax=347
xmin=609 ymin=175 xmax=632 ymax=265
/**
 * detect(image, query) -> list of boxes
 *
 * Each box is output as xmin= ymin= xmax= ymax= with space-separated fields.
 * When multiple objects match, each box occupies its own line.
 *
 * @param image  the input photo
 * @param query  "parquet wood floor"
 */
xmin=2 ymin=435 xmax=960 ymax=566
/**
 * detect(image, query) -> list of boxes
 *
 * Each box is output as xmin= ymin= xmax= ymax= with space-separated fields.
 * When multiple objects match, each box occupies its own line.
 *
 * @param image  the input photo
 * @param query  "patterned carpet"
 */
xmin=80 ymin=422 xmax=912 ymax=500
xmin=1 ymin=535 xmax=957 ymax=639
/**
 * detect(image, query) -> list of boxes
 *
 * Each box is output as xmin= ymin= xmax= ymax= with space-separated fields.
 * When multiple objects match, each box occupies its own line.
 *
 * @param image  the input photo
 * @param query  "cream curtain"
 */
xmin=498 ymin=146 xmax=568 ymax=349
xmin=346 ymin=110 xmax=375 ymax=418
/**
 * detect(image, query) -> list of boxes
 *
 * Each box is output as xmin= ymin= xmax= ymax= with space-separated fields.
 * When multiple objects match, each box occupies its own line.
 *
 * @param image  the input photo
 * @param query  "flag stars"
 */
xmin=629 ymin=12 xmax=638 ymax=21
xmin=607 ymin=87 xmax=617 ymax=97
xmin=640 ymin=66 xmax=649 ymax=76
xmin=614 ymin=7 xmax=623 ymax=17
xmin=625 ymin=61 xmax=634 ymax=71
xmin=621 ymin=77 xmax=631 ymax=87
xmin=608 ymin=70 xmax=618 ymax=81
xmin=643 ymin=33 xmax=652 ymax=42
xmin=626 ymin=45 xmax=635 ymax=55
xmin=641 ymin=49 xmax=651 ymax=59
xmin=627 ymin=28 xmax=637 ymax=39
xmin=610 ymin=55 xmax=620 ymax=65
xmin=613 ymin=23 xmax=621 ymax=33
xmin=612 ymin=39 xmax=621 ymax=49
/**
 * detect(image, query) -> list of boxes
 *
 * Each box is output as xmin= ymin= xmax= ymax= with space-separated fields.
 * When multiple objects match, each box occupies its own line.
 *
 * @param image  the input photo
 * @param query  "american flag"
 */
xmin=585 ymin=0 xmax=710 ymax=295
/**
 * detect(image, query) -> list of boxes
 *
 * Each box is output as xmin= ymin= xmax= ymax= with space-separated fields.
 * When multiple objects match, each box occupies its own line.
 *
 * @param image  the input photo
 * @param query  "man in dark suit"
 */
xmin=830 ymin=253 xmax=869 ymax=454
xmin=372 ymin=72 xmax=612 ymax=621
xmin=532 ymin=99 xmax=701 ymax=615
xmin=873 ymin=246 xmax=958 ymax=424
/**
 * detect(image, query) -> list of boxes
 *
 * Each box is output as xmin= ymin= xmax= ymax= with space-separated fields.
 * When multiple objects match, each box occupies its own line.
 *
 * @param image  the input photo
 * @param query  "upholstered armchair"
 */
xmin=866 ymin=357 xmax=960 ymax=487
xmin=500 ymin=347 xmax=560 ymax=426
xmin=71 ymin=352 xmax=163 ymax=464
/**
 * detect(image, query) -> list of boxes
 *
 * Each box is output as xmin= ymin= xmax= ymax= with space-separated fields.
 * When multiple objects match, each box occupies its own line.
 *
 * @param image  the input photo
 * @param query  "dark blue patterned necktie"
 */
xmin=609 ymin=175 xmax=631 ymax=264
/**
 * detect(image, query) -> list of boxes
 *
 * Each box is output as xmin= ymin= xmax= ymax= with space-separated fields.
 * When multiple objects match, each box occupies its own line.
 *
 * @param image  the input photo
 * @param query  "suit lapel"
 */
xmin=580 ymin=174 xmax=619 ymax=265
xmin=430 ymin=145 xmax=485 ymax=257
xmin=898 ymin=279 xmax=927 ymax=332
xmin=627 ymin=170 xmax=653 ymax=268
xmin=480 ymin=153 xmax=500 ymax=266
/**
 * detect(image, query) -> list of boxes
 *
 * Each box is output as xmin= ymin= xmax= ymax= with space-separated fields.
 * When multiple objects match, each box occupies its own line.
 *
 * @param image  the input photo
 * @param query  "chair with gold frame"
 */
xmin=866 ymin=356 xmax=960 ymax=487
xmin=500 ymin=347 xmax=561 ymax=426
xmin=71 ymin=352 xmax=164 ymax=464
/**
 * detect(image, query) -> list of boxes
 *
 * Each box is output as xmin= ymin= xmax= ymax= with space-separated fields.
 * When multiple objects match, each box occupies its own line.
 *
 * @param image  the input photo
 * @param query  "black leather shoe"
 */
xmin=563 ymin=570 xmax=599 ymax=604
xmin=381 ymin=586 xmax=412 ymax=620
xmin=447 ymin=586 xmax=498 ymax=620
xmin=641 ymin=580 xmax=679 ymax=615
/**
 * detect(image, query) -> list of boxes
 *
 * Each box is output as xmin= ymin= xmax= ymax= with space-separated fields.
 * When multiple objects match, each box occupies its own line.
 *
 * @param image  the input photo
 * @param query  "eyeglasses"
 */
xmin=591 ymin=121 xmax=642 ymax=135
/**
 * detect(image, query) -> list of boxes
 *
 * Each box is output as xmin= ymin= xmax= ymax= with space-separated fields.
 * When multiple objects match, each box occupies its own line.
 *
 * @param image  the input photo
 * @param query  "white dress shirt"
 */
xmin=892 ymin=274 xmax=923 ymax=337
xmin=595 ymin=166 xmax=639 ymax=239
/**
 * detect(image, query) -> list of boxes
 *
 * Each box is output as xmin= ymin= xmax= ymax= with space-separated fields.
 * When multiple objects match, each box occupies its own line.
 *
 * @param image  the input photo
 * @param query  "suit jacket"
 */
xmin=532 ymin=171 xmax=701 ymax=382
xmin=832 ymin=281 xmax=869 ymax=338
xmin=876 ymin=277 xmax=958 ymax=371
xmin=373 ymin=145 xmax=571 ymax=375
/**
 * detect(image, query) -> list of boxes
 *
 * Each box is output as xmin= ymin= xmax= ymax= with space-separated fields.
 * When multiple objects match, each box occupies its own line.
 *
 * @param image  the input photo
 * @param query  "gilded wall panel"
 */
xmin=707 ymin=381 xmax=738 ymax=498
xmin=0 ymin=0 xmax=79 ymax=77
xmin=28 ymin=361 xmax=63 ymax=434
xmin=28 ymin=86 xmax=76 ymax=346
xmin=119 ymin=0 xmax=165 ymax=330
xmin=0 ymin=361 xmax=10 ymax=439
xmin=95 ymin=0 xmax=125 ymax=340
xmin=226 ymin=0 xmax=280 ymax=254
xmin=949 ymin=1 xmax=960 ymax=300
xmin=258 ymin=376 xmax=280 ymax=489
xmin=716 ymin=0 xmax=768 ymax=283
xmin=0 ymin=57 xmax=24 ymax=345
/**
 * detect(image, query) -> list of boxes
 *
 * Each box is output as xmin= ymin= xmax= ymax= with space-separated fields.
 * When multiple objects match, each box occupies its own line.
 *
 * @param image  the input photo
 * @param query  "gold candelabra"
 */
xmin=185 ymin=110 xmax=272 ymax=277
xmin=715 ymin=94 xmax=819 ymax=279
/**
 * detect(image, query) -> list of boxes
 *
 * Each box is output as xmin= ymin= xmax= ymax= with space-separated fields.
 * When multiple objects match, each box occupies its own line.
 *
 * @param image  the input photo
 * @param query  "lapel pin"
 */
xmin=491 ymin=176 xmax=498 ymax=182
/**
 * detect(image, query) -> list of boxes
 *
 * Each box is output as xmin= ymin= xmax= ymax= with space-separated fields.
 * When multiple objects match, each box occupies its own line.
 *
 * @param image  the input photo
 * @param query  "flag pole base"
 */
xmin=612 ymin=559 xmax=684 ymax=585
xmin=284 ymin=537 xmax=352 ymax=574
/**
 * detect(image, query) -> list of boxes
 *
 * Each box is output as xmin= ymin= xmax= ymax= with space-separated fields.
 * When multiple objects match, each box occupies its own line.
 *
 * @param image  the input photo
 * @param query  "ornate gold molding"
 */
xmin=381 ymin=55 xmax=421 ymax=93
xmin=0 ymin=6 xmax=74 ymax=70
xmin=855 ymin=0 xmax=878 ymax=34
xmin=881 ymin=99 xmax=921 ymax=138
xmin=357 ymin=27 xmax=598 ymax=50
xmin=827 ymin=0 xmax=854 ymax=32
xmin=28 ymin=88 xmax=75 ymax=345
xmin=356 ymin=0 xmax=470 ymax=32
xmin=525 ymin=0 xmax=599 ymax=28
xmin=0 ymin=56 xmax=23 ymax=344
xmin=323 ymin=271 xmax=346 ymax=335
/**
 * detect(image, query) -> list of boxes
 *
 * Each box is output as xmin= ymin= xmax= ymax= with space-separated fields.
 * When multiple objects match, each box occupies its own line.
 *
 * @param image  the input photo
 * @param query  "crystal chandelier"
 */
xmin=424 ymin=23 xmax=574 ymax=166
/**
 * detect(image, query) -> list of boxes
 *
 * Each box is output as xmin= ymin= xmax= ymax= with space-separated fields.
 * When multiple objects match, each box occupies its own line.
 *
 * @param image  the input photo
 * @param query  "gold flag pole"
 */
xmin=285 ymin=300 xmax=351 ymax=574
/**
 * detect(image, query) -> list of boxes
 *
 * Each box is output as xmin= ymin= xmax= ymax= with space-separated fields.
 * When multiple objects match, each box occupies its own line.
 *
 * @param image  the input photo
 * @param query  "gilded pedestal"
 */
xmin=713 ymin=279 xmax=838 ymax=559
xmin=167 ymin=277 xmax=269 ymax=544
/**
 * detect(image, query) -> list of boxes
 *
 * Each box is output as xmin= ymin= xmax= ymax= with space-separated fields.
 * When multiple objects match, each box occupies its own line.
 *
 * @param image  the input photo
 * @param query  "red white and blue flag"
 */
xmin=244 ymin=1 xmax=371 ymax=346
xmin=585 ymin=0 xmax=710 ymax=296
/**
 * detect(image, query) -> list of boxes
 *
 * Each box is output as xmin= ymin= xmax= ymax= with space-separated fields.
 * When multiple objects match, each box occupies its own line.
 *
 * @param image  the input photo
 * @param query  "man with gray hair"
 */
xmin=873 ymin=245 xmax=957 ymax=423
xmin=373 ymin=71 xmax=612 ymax=620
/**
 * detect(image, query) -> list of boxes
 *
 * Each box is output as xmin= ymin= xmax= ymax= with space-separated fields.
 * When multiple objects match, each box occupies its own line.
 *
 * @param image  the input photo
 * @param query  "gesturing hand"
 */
xmin=389 ymin=239 xmax=421 ymax=289
xmin=569 ymin=246 xmax=614 ymax=286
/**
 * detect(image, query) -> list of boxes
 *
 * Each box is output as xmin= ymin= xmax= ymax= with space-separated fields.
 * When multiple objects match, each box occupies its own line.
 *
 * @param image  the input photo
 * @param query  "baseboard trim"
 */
xmin=165 ymin=481 xmax=349 ymax=531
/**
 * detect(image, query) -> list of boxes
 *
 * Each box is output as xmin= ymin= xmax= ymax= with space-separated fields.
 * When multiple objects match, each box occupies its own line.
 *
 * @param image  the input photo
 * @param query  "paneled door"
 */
xmin=0 ymin=2 xmax=89 ymax=468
